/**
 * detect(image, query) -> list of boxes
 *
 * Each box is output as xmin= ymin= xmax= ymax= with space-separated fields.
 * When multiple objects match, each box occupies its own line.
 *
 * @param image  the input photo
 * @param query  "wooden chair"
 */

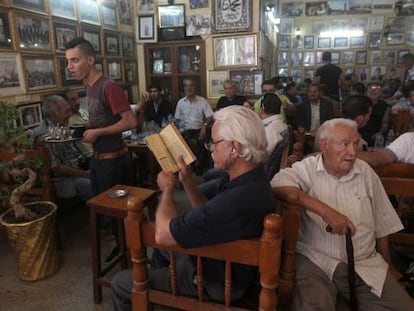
xmin=374 ymin=163 xmax=414 ymax=246
xmin=124 ymin=187 xmax=301 ymax=311
xmin=390 ymin=109 xmax=411 ymax=137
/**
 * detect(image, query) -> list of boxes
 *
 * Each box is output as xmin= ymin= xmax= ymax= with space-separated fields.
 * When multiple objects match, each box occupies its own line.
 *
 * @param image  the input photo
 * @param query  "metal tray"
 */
xmin=107 ymin=189 xmax=129 ymax=199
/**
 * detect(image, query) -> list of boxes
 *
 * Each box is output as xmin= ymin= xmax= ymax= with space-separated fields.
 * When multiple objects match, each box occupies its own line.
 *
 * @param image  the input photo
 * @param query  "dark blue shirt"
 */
xmin=170 ymin=164 xmax=274 ymax=287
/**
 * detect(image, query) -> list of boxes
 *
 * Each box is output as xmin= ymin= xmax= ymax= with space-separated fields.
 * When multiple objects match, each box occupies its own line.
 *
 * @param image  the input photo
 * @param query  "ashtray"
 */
xmin=107 ymin=189 xmax=129 ymax=199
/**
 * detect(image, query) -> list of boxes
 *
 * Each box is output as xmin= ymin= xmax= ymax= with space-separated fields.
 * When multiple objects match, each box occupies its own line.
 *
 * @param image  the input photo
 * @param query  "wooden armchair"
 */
xmin=374 ymin=163 xmax=414 ymax=246
xmin=390 ymin=108 xmax=411 ymax=137
xmin=124 ymin=187 xmax=301 ymax=311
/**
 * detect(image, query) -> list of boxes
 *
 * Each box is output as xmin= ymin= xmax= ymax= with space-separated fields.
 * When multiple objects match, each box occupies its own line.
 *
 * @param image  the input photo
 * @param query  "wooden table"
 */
xmin=87 ymin=185 xmax=158 ymax=304
xmin=126 ymin=141 xmax=161 ymax=189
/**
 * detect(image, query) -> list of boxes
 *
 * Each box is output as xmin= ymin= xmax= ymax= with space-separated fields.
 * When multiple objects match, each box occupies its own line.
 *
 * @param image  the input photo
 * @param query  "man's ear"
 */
xmin=319 ymin=138 xmax=328 ymax=152
xmin=354 ymin=115 xmax=363 ymax=127
xmin=87 ymin=56 xmax=95 ymax=66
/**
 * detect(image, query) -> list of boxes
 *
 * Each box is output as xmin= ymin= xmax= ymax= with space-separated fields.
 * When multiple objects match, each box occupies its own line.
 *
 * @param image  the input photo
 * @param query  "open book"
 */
xmin=145 ymin=123 xmax=196 ymax=173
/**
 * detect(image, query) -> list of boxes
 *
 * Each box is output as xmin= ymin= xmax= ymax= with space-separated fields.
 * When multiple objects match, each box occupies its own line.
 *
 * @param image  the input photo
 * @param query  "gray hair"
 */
xmin=317 ymin=118 xmax=358 ymax=141
xmin=223 ymin=79 xmax=237 ymax=87
xmin=214 ymin=106 xmax=268 ymax=163
xmin=42 ymin=95 xmax=65 ymax=119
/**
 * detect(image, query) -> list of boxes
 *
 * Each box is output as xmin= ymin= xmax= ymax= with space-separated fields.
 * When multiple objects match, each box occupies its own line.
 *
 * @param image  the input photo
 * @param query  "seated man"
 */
xmin=358 ymin=132 xmax=414 ymax=166
xmin=111 ymin=106 xmax=274 ymax=310
xmin=391 ymin=83 xmax=414 ymax=130
xmin=31 ymin=95 xmax=92 ymax=202
xmin=271 ymin=118 xmax=414 ymax=310
xmin=216 ymin=79 xmax=250 ymax=110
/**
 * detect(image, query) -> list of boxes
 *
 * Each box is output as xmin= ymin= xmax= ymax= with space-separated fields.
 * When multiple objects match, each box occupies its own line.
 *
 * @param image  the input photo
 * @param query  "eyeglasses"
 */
xmin=204 ymin=139 xmax=224 ymax=150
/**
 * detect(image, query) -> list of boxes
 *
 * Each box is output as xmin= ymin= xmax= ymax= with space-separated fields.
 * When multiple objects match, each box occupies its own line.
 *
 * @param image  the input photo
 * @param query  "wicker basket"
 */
xmin=0 ymin=201 xmax=60 ymax=281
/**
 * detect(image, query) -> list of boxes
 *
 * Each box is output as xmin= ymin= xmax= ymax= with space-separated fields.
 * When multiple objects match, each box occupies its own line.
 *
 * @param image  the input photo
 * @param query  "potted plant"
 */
xmin=0 ymin=100 xmax=59 ymax=281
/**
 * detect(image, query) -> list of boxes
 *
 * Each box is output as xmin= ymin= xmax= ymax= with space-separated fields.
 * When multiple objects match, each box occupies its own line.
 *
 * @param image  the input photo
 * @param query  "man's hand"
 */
xmin=157 ymin=171 xmax=175 ymax=192
xmin=177 ymin=156 xmax=192 ymax=184
xmin=81 ymin=129 xmax=100 ymax=143
xmin=323 ymin=207 xmax=356 ymax=236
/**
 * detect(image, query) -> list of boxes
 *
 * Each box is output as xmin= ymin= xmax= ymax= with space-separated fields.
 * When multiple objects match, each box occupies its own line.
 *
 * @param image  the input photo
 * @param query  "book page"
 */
xmin=145 ymin=133 xmax=179 ymax=173
xmin=159 ymin=123 xmax=196 ymax=167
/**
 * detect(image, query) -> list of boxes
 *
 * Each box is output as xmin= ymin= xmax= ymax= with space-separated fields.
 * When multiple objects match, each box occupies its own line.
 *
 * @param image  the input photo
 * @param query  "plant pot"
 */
xmin=0 ymin=201 xmax=60 ymax=281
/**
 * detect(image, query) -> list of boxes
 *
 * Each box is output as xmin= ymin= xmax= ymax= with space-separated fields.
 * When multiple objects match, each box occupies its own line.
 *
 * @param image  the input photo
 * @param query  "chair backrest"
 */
xmin=264 ymin=130 xmax=290 ymax=180
xmin=125 ymin=189 xmax=300 ymax=311
xmin=374 ymin=163 xmax=414 ymax=245
xmin=390 ymin=109 xmax=411 ymax=137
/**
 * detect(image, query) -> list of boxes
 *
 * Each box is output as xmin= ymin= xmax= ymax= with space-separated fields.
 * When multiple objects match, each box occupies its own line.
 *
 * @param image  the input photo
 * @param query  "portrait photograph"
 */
xmin=18 ymin=102 xmax=42 ymax=128
xmin=53 ymin=21 xmax=77 ymax=53
xmin=23 ymin=56 xmax=57 ymax=91
xmin=317 ymin=37 xmax=331 ymax=49
xmin=357 ymin=67 xmax=369 ymax=82
xmin=342 ymin=51 xmax=354 ymax=65
xmin=368 ymin=32 xmax=381 ymax=48
xmin=355 ymin=50 xmax=367 ymax=64
xmin=278 ymin=35 xmax=291 ymax=50
xmin=280 ymin=18 xmax=294 ymax=34
xmin=388 ymin=66 xmax=402 ymax=80
xmin=280 ymin=2 xmax=303 ymax=17
xmin=304 ymin=35 xmax=314 ymax=49
xmin=78 ymin=0 xmax=100 ymax=25
xmin=370 ymin=50 xmax=382 ymax=65
xmin=278 ymin=51 xmax=290 ymax=67
xmin=0 ymin=53 xmax=25 ymax=96
xmin=291 ymin=52 xmax=303 ymax=67
xmin=383 ymin=49 xmax=396 ymax=64
xmin=124 ymin=61 xmax=137 ymax=83
xmin=331 ymin=51 xmax=340 ymax=64
xmin=370 ymin=66 xmax=386 ymax=82
xmin=81 ymin=26 xmax=101 ymax=53
xmin=303 ymin=51 xmax=315 ymax=66
xmin=50 ymin=0 xmax=77 ymax=20
xmin=16 ymin=12 xmax=51 ymax=51
xmin=137 ymin=0 xmax=154 ymax=15
xmin=121 ymin=33 xmax=134 ymax=57
xmin=290 ymin=69 xmax=302 ymax=82
xmin=334 ymin=37 xmax=348 ymax=49
xmin=102 ymin=4 xmax=118 ymax=29
xmin=104 ymin=31 xmax=119 ymax=56
xmin=118 ymin=0 xmax=132 ymax=25
xmin=304 ymin=69 xmax=314 ymax=80
xmin=350 ymin=36 xmax=366 ymax=48
xmin=107 ymin=59 xmax=121 ymax=81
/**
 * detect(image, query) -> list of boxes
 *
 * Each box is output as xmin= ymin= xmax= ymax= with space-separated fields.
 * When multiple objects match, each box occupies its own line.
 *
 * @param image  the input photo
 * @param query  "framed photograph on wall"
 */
xmin=214 ymin=35 xmax=257 ymax=67
xmin=22 ymin=55 xmax=57 ymax=91
xmin=334 ymin=37 xmax=348 ymax=49
xmin=357 ymin=67 xmax=369 ymax=82
xmin=158 ymin=4 xmax=185 ymax=28
xmin=18 ymin=102 xmax=42 ymax=128
xmin=368 ymin=32 xmax=381 ymax=48
xmin=304 ymin=35 xmax=314 ymax=49
xmin=117 ymin=0 xmax=132 ymax=26
xmin=78 ymin=0 xmax=100 ymax=25
xmin=331 ymin=52 xmax=340 ymax=64
xmin=290 ymin=69 xmax=302 ymax=83
xmin=11 ymin=0 xmax=46 ymax=13
xmin=124 ymin=61 xmax=137 ymax=83
xmin=370 ymin=50 xmax=382 ymax=65
xmin=0 ymin=53 xmax=25 ymax=96
xmin=383 ymin=49 xmax=396 ymax=64
xmin=367 ymin=16 xmax=384 ymax=31
xmin=0 ymin=10 xmax=13 ymax=49
xmin=303 ymin=51 xmax=315 ymax=66
xmin=107 ymin=59 xmax=122 ymax=81
xmin=388 ymin=66 xmax=401 ymax=80
xmin=58 ymin=58 xmax=81 ymax=86
xmin=137 ymin=15 xmax=155 ymax=42
xmin=121 ymin=33 xmax=135 ymax=57
xmin=342 ymin=51 xmax=354 ymax=65
xmin=53 ymin=21 xmax=78 ymax=53
xmin=214 ymin=0 xmax=251 ymax=32
xmin=15 ymin=12 xmax=51 ymax=51
xmin=317 ymin=37 xmax=331 ymax=49
xmin=291 ymin=52 xmax=302 ymax=66
xmin=398 ymin=50 xmax=409 ymax=63
xmin=229 ymin=70 xmax=263 ymax=96
xmin=207 ymin=70 xmax=228 ymax=98
xmin=355 ymin=50 xmax=367 ymax=64
xmin=104 ymin=31 xmax=119 ymax=56
xmin=81 ymin=25 xmax=101 ymax=54
xmin=137 ymin=0 xmax=155 ymax=14
xmin=350 ymin=36 xmax=367 ymax=48
xmin=101 ymin=4 xmax=118 ymax=29
xmin=386 ymin=33 xmax=405 ymax=46
xmin=50 ymin=0 xmax=76 ymax=20
xmin=278 ymin=35 xmax=291 ymax=49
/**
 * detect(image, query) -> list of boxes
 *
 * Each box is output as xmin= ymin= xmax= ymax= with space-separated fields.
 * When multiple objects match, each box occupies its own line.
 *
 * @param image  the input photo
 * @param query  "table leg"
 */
xmin=90 ymin=206 xmax=102 ymax=304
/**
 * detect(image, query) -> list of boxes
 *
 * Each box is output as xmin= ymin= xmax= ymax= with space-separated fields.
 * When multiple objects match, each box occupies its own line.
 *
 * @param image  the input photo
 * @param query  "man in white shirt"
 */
xmin=271 ymin=118 xmax=413 ymax=310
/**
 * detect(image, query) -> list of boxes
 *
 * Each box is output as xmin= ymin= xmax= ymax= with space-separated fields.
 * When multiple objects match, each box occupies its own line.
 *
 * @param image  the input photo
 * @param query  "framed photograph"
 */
xmin=290 ymin=69 xmax=302 ymax=83
xmin=355 ymin=50 xmax=367 ymax=65
xmin=304 ymin=69 xmax=314 ymax=80
xmin=305 ymin=2 xmax=328 ymax=16
xmin=15 ymin=12 xmax=51 ymax=51
xmin=107 ymin=59 xmax=122 ymax=81
xmin=78 ymin=0 xmax=100 ymax=25
xmin=369 ymin=50 xmax=382 ymax=65
xmin=280 ymin=18 xmax=294 ymax=35
xmin=331 ymin=52 xmax=340 ymax=65
xmin=291 ymin=52 xmax=302 ymax=66
xmin=370 ymin=66 xmax=385 ymax=82
xmin=342 ymin=51 xmax=354 ymax=65
xmin=368 ymin=32 xmax=381 ymax=48
xmin=53 ymin=21 xmax=78 ymax=53
xmin=121 ymin=33 xmax=134 ymax=57
xmin=367 ymin=16 xmax=384 ymax=30
xmin=104 ymin=31 xmax=119 ymax=56
xmin=316 ymin=51 xmax=324 ymax=64
xmin=137 ymin=15 xmax=155 ymax=42
xmin=387 ymin=17 xmax=406 ymax=32
xmin=0 ymin=10 xmax=13 ymax=49
xmin=407 ymin=33 xmax=414 ymax=47
xmin=207 ymin=70 xmax=228 ymax=98
xmin=0 ymin=53 xmax=25 ymax=96
xmin=137 ymin=0 xmax=155 ymax=14
xmin=124 ymin=60 xmax=137 ymax=83
xmin=214 ymin=0 xmax=251 ymax=32
xmin=153 ymin=59 xmax=163 ymax=74
xmin=386 ymin=33 xmax=405 ymax=46
xmin=278 ymin=51 xmax=290 ymax=67
xmin=58 ymin=58 xmax=81 ymax=86
xmin=11 ymin=0 xmax=46 ymax=13
xmin=22 ymin=56 xmax=57 ymax=91
xmin=383 ymin=49 xmax=396 ymax=65
xmin=398 ymin=50 xmax=409 ymax=63
xmin=229 ymin=70 xmax=263 ymax=96
xmin=214 ymin=35 xmax=257 ymax=68
xmin=317 ymin=37 xmax=331 ymax=49
xmin=101 ymin=4 xmax=118 ymax=29
xmin=303 ymin=51 xmax=315 ymax=66
xmin=18 ymin=102 xmax=42 ymax=128
xmin=95 ymin=58 xmax=103 ymax=74
xmin=281 ymin=2 xmax=303 ymax=17
xmin=388 ymin=66 xmax=402 ymax=80
xmin=186 ymin=14 xmax=212 ymax=36
xmin=50 ymin=0 xmax=77 ymax=20
xmin=357 ymin=67 xmax=369 ymax=82
xmin=334 ymin=37 xmax=348 ymax=49
xmin=81 ymin=25 xmax=101 ymax=54
xmin=117 ymin=0 xmax=132 ymax=26
xmin=350 ymin=36 xmax=366 ymax=48
xmin=278 ymin=68 xmax=289 ymax=77
xmin=278 ymin=35 xmax=291 ymax=49
xmin=304 ymin=35 xmax=314 ymax=49
xmin=158 ymin=4 xmax=185 ymax=28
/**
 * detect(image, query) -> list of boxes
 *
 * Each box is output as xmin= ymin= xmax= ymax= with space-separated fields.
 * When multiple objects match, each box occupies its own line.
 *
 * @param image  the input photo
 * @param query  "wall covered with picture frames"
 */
xmin=277 ymin=0 xmax=414 ymax=84
xmin=0 ymin=0 xmax=137 ymax=105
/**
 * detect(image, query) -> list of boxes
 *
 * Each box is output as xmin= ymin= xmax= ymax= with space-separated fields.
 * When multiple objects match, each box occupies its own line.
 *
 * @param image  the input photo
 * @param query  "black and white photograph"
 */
xmin=317 ymin=36 xmax=331 ymax=49
xmin=303 ymin=51 xmax=315 ymax=66
xmin=280 ymin=18 xmax=294 ymax=34
xmin=190 ymin=0 xmax=208 ymax=9
xmin=291 ymin=52 xmax=303 ymax=66
xmin=278 ymin=51 xmax=290 ymax=67
xmin=137 ymin=0 xmax=154 ymax=14
xmin=279 ymin=35 xmax=291 ymax=49
xmin=349 ymin=35 xmax=366 ymax=48
xmin=50 ymin=0 xmax=77 ymax=20
xmin=292 ymin=37 xmax=303 ymax=49
xmin=16 ymin=13 xmax=51 ymax=51
xmin=367 ymin=15 xmax=384 ymax=30
xmin=355 ymin=50 xmax=367 ymax=64
xmin=0 ymin=53 xmax=24 ymax=96
xmin=313 ymin=20 xmax=330 ymax=34
xmin=11 ymin=0 xmax=46 ymax=12
xmin=350 ymin=18 xmax=367 ymax=31
xmin=370 ymin=50 xmax=382 ymax=65
xmin=331 ymin=19 xmax=349 ymax=30
xmin=370 ymin=66 xmax=386 ymax=81
xmin=395 ymin=0 xmax=414 ymax=15
xmin=304 ymin=35 xmax=314 ymax=49
xmin=81 ymin=26 xmax=101 ymax=53
xmin=124 ymin=60 xmax=137 ymax=83
xmin=104 ymin=31 xmax=119 ymax=56
xmin=407 ymin=33 xmax=414 ymax=46
xmin=328 ymin=0 xmax=348 ymax=15
xmin=121 ymin=34 xmax=134 ymax=57
xmin=331 ymin=51 xmax=340 ymax=64
xmin=388 ymin=66 xmax=402 ymax=79
xmin=305 ymin=1 xmax=329 ymax=16
xmin=23 ymin=56 xmax=57 ymax=91
xmin=383 ymin=49 xmax=396 ymax=64
xmin=398 ymin=50 xmax=409 ymax=63
xmin=0 ymin=10 xmax=12 ymax=49
xmin=368 ymin=32 xmax=381 ymax=48
xmin=158 ymin=4 xmax=185 ymax=28
xmin=348 ymin=0 xmax=372 ymax=15
xmin=342 ymin=51 xmax=354 ymax=64
xmin=304 ymin=69 xmax=314 ymax=80
xmin=387 ymin=16 xmax=406 ymax=32
xmin=316 ymin=51 xmax=324 ymax=64
xmin=334 ymin=37 xmax=348 ymax=48
xmin=278 ymin=68 xmax=289 ymax=77
xmin=358 ymin=67 xmax=369 ymax=82
xmin=290 ymin=69 xmax=302 ymax=82
xmin=101 ymin=4 xmax=118 ymax=29
xmin=118 ymin=0 xmax=132 ymax=25
xmin=78 ymin=0 xmax=100 ymax=25
xmin=386 ymin=33 xmax=405 ymax=45
xmin=107 ymin=59 xmax=121 ymax=81
xmin=280 ymin=2 xmax=303 ymax=17
xmin=53 ymin=21 xmax=77 ymax=53
xmin=18 ymin=102 xmax=42 ymax=128
xmin=137 ymin=15 xmax=155 ymax=42
xmin=186 ymin=14 xmax=211 ymax=36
